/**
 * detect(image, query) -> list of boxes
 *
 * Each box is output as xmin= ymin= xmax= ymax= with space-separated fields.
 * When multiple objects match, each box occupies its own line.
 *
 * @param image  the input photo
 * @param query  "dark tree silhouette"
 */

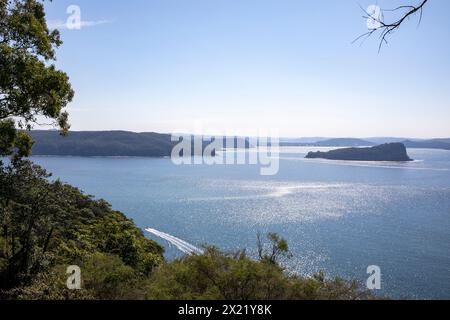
xmin=355 ymin=0 xmax=429 ymax=51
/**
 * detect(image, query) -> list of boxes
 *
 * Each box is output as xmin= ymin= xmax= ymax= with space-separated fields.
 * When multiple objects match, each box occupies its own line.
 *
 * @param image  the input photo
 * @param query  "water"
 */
xmin=28 ymin=147 xmax=450 ymax=299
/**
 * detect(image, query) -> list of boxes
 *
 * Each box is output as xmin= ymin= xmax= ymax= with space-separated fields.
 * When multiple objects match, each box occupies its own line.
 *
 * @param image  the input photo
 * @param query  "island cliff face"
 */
xmin=305 ymin=143 xmax=413 ymax=162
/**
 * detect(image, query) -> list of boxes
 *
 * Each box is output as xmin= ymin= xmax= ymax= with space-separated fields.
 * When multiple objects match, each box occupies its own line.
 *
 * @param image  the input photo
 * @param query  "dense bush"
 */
xmin=0 ymin=159 xmax=163 ymax=299
xmin=146 ymin=247 xmax=375 ymax=300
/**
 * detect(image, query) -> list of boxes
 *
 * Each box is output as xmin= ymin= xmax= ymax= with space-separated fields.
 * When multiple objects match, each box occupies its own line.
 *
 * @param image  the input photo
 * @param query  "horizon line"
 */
xmin=28 ymin=129 xmax=450 ymax=141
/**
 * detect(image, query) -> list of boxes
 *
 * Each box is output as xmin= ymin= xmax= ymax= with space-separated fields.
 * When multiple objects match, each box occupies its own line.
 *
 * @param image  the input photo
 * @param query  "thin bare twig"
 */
xmin=354 ymin=0 xmax=429 ymax=52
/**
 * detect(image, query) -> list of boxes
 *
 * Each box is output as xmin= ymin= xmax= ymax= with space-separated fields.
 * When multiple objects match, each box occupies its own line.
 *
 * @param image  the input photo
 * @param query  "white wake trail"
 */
xmin=145 ymin=228 xmax=204 ymax=255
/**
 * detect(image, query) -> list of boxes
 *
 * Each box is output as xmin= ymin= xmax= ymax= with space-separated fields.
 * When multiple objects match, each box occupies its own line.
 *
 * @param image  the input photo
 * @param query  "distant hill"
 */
xmin=30 ymin=131 xmax=176 ymax=157
xmin=280 ymin=137 xmax=450 ymax=150
xmin=364 ymin=137 xmax=412 ymax=144
xmin=312 ymin=138 xmax=376 ymax=147
xmin=280 ymin=137 xmax=327 ymax=144
xmin=29 ymin=131 xmax=250 ymax=157
xmin=211 ymin=136 xmax=252 ymax=149
xmin=305 ymin=143 xmax=412 ymax=162
xmin=279 ymin=138 xmax=375 ymax=147
xmin=403 ymin=139 xmax=450 ymax=150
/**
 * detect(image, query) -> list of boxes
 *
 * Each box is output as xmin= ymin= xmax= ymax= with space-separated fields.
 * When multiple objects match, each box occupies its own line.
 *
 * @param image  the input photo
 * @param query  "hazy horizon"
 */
xmin=31 ymin=128 xmax=450 ymax=141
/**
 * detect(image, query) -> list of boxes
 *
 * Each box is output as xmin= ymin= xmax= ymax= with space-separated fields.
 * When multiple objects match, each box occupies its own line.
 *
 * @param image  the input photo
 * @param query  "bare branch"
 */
xmin=355 ymin=0 xmax=429 ymax=51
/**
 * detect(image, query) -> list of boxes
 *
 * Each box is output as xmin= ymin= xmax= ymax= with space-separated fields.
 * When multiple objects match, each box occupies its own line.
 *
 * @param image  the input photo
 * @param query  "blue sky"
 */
xmin=44 ymin=0 xmax=450 ymax=138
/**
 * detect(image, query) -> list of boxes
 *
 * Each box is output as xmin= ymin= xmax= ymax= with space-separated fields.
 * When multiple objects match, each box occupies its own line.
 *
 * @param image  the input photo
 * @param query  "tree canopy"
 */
xmin=0 ymin=0 xmax=74 ymax=158
xmin=0 ymin=159 xmax=164 ymax=298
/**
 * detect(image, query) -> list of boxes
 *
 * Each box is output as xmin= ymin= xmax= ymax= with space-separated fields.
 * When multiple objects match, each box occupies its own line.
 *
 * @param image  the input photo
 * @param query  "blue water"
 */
xmin=29 ymin=147 xmax=450 ymax=299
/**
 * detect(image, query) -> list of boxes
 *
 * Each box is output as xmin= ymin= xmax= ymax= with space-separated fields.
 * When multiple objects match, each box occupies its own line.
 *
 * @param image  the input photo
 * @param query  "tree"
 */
xmin=0 ymin=159 xmax=55 ymax=287
xmin=356 ymin=0 xmax=429 ymax=51
xmin=0 ymin=159 xmax=164 ymax=293
xmin=0 ymin=0 xmax=74 ymax=158
xmin=257 ymin=232 xmax=292 ymax=265
xmin=146 ymin=246 xmax=376 ymax=300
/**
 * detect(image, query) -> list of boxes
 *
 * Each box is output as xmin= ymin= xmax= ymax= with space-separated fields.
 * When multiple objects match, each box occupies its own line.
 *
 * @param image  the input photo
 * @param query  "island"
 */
xmin=305 ymin=143 xmax=413 ymax=162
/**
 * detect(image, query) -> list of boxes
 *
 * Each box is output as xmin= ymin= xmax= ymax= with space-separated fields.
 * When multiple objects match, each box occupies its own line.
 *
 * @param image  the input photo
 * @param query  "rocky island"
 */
xmin=305 ymin=143 xmax=413 ymax=162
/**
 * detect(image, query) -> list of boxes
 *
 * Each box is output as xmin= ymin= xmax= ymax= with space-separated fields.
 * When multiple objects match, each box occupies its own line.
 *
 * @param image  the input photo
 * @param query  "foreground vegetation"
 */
xmin=146 ymin=247 xmax=375 ymax=300
xmin=0 ymin=159 xmax=164 ymax=299
xmin=0 ymin=159 xmax=375 ymax=300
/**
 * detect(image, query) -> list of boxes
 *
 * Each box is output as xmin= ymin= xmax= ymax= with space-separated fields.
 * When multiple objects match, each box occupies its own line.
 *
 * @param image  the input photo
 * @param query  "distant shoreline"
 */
xmin=26 ymin=145 xmax=450 ymax=159
xmin=29 ymin=131 xmax=450 ymax=158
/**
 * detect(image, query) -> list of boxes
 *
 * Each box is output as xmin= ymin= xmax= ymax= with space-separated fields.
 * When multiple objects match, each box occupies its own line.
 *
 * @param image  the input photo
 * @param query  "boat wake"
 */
xmin=145 ymin=228 xmax=204 ymax=255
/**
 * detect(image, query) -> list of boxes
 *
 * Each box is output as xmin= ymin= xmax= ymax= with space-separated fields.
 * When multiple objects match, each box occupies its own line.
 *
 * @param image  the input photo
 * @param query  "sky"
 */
xmin=43 ymin=0 xmax=450 ymax=138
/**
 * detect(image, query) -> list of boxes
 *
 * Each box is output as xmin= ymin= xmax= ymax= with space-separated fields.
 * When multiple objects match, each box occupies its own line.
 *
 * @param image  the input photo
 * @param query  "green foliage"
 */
xmin=0 ymin=0 xmax=74 ymax=157
xmin=90 ymin=212 xmax=164 ymax=275
xmin=0 ymin=119 xmax=16 ymax=155
xmin=257 ymin=232 xmax=292 ymax=265
xmin=146 ymin=247 xmax=376 ymax=300
xmin=79 ymin=253 xmax=145 ymax=300
xmin=5 ymin=252 xmax=149 ymax=300
xmin=0 ymin=160 xmax=164 ymax=298
xmin=5 ymin=265 xmax=95 ymax=300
